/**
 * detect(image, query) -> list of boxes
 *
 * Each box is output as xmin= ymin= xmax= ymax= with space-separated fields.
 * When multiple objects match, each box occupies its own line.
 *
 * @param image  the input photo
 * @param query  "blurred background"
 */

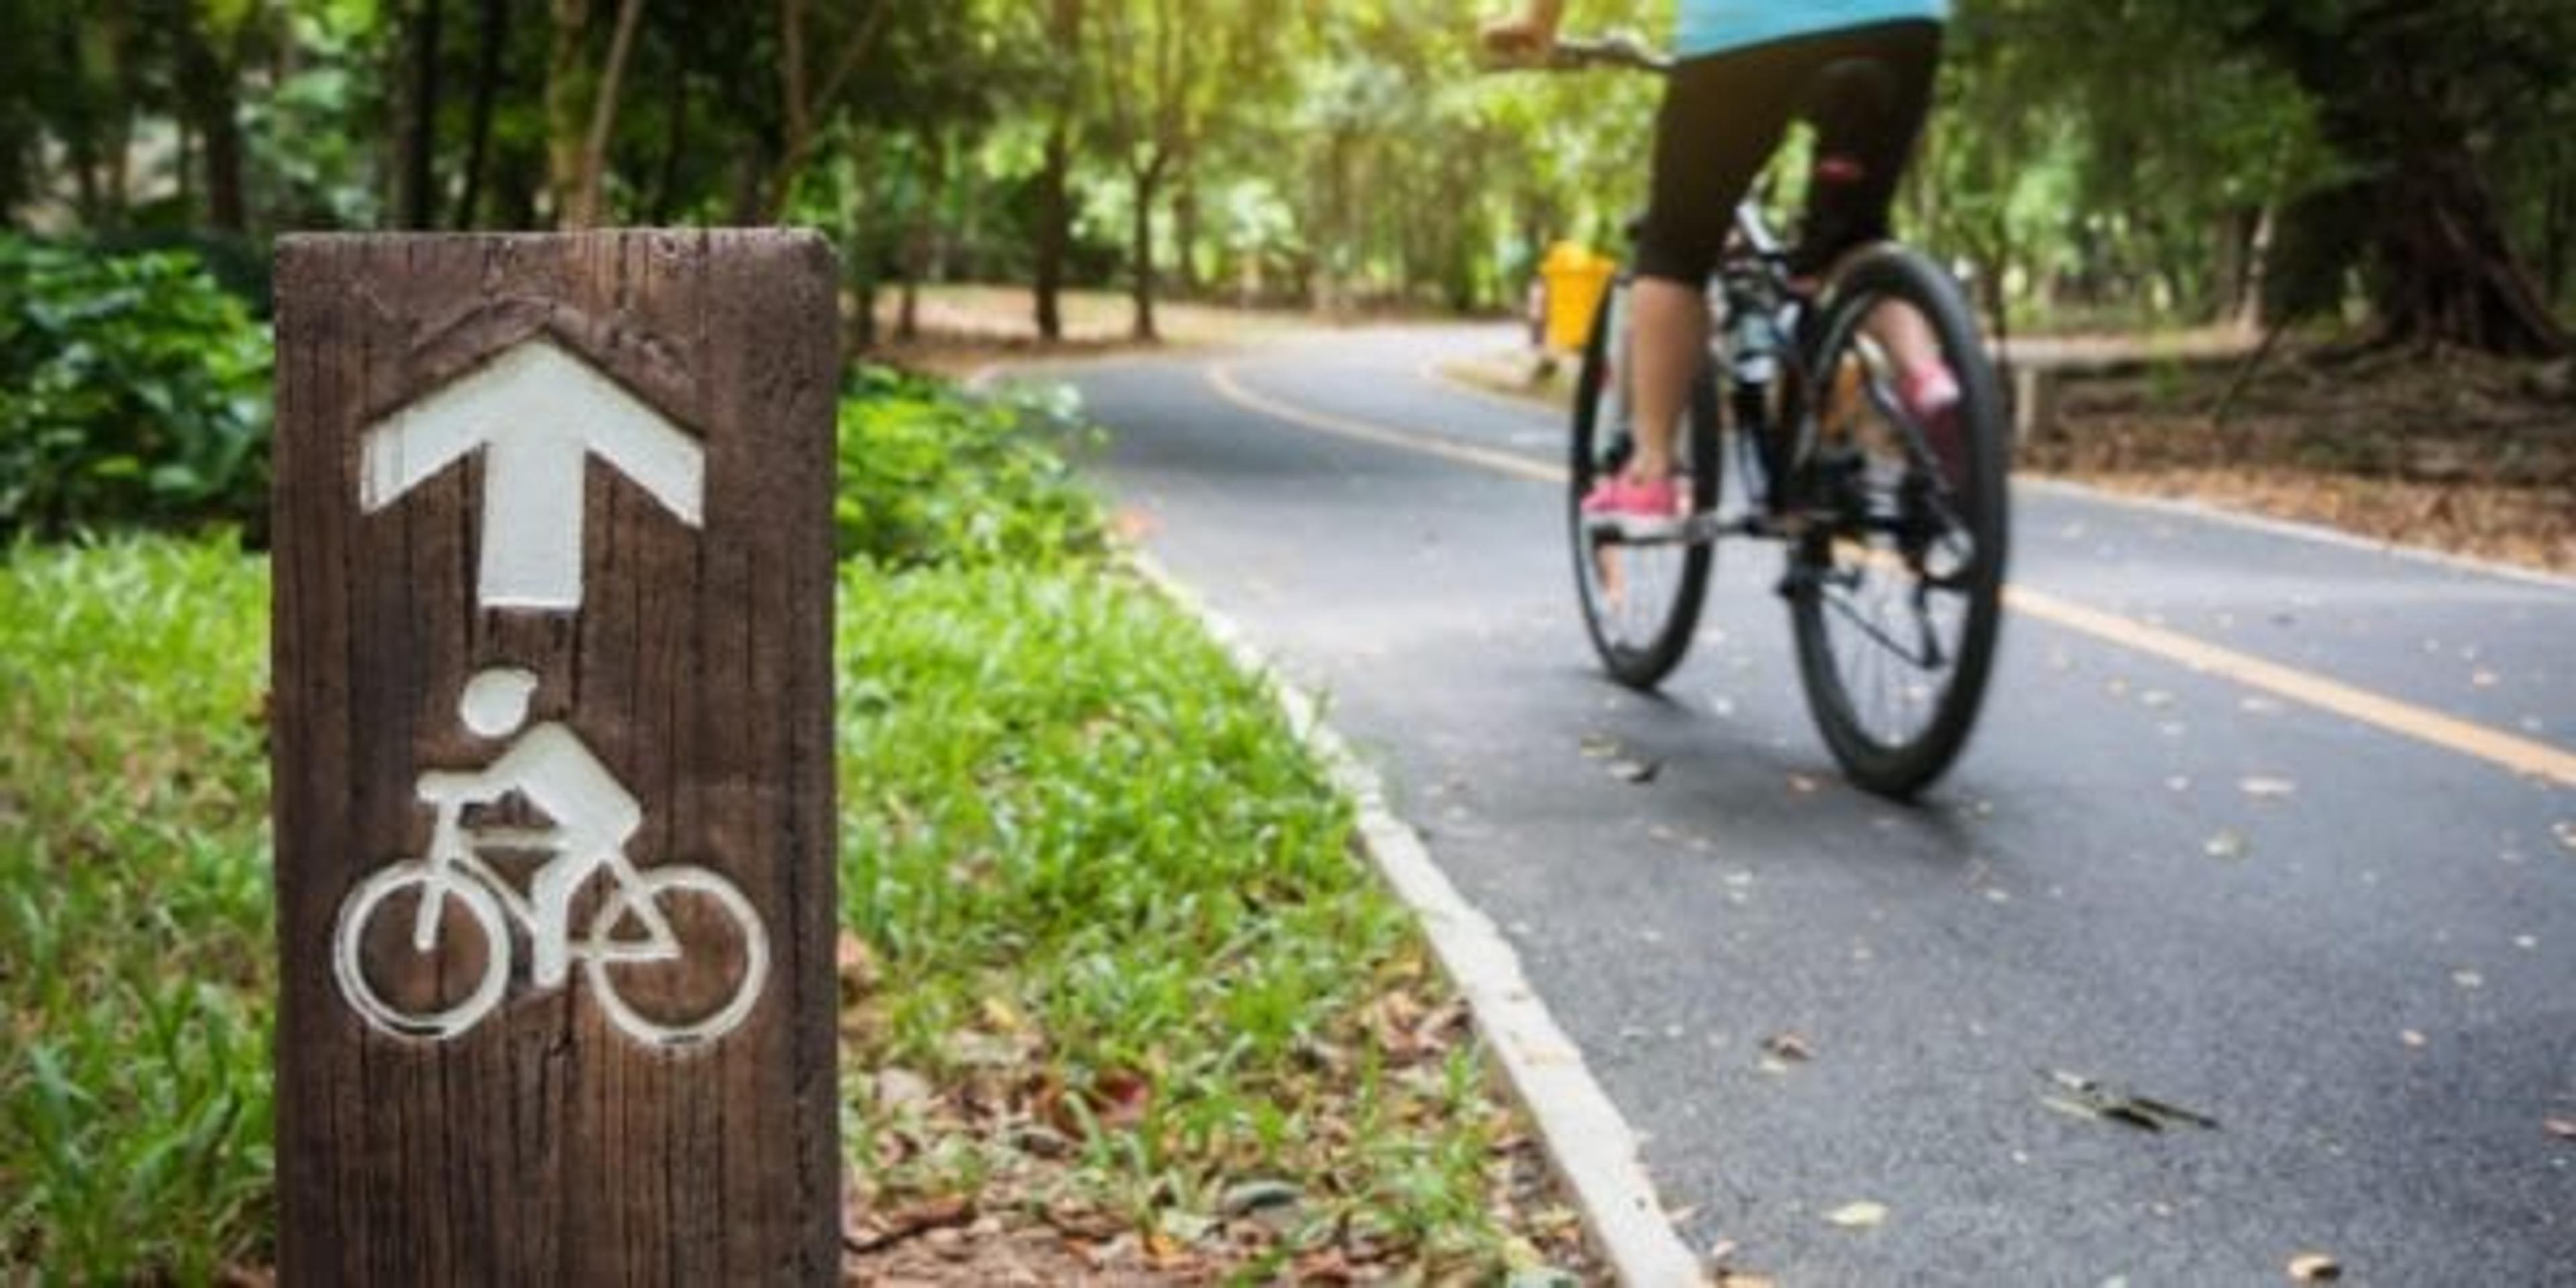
xmin=3 ymin=0 xmax=2571 ymax=547
xmin=5 ymin=0 xmax=2571 ymax=347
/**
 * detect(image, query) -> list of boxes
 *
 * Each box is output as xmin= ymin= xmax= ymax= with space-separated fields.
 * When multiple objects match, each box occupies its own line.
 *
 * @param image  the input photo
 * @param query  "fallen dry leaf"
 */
xmin=1612 ymin=758 xmax=1662 ymax=784
xmin=1823 ymin=1201 xmax=1887 ymax=1229
xmin=1762 ymin=1032 xmax=1815 ymax=1063
xmin=836 ymin=930 xmax=878 ymax=1000
xmin=1109 ymin=506 xmax=1161 ymax=543
xmin=2288 ymin=1251 xmax=2341 ymax=1281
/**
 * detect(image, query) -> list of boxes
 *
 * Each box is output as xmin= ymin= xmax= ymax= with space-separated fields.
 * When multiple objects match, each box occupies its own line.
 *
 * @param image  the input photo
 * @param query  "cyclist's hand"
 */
xmin=417 ymin=768 xmax=485 ymax=805
xmin=1479 ymin=9 xmax=1558 ymax=64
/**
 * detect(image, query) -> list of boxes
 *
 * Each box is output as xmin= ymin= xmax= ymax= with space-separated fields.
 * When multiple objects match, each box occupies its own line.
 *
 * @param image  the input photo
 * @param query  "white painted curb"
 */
xmin=1130 ymin=553 xmax=1708 ymax=1287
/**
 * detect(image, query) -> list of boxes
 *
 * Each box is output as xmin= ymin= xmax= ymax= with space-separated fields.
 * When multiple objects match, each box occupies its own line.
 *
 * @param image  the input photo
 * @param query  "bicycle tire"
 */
xmin=1568 ymin=273 xmax=1723 ymax=690
xmin=333 ymin=860 xmax=512 ymax=1040
xmin=585 ymin=865 xmax=770 ymax=1047
xmin=1783 ymin=244 xmax=2008 ymax=797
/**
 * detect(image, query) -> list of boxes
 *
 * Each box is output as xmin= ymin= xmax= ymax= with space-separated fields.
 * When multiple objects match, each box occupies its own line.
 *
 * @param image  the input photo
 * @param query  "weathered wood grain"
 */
xmin=271 ymin=230 xmax=839 ymax=1284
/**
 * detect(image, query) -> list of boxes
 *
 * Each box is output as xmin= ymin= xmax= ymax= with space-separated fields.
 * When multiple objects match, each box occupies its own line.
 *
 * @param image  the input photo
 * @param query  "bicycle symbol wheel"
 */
xmin=583 ymin=865 xmax=769 ymax=1047
xmin=333 ymin=859 xmax=512 ymax=1040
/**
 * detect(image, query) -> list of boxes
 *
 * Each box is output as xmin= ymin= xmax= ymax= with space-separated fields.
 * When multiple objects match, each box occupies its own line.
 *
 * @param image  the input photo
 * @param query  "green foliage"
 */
xmin=834 ymin=368 xmax=1104 ymax=570
xmin=0 ymin=237 xmax=273 ymax=540
xmin=0 ymin=536 xmax=276 ymax=1280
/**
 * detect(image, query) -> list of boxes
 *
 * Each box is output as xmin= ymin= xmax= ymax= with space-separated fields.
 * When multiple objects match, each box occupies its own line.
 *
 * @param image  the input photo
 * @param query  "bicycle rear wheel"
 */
xmin=1783 ymin=245 xmax=2008 ymax=797
xmin=1568 ymin=274 xmax=1721 ymax=690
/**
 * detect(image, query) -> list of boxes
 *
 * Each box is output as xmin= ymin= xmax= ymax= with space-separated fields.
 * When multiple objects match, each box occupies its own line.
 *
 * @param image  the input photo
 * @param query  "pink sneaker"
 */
xmin=1900 ymin=366 xmax=1967 ymax=493
xmin=1580 ymin=472 xmax=1684 ymax=539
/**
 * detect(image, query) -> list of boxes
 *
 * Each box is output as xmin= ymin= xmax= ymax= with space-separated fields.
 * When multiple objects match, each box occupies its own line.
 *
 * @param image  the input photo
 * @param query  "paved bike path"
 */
xmin=1062 ymin=326 xmax=2575 ymax=1285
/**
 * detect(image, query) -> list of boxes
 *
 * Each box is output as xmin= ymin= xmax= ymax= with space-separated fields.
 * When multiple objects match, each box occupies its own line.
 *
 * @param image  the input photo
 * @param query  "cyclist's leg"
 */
xmin=1623 ymin=44 xmax=1801 ymax=492
xmin=1793 ymin=21 xmax=1945 ymax=382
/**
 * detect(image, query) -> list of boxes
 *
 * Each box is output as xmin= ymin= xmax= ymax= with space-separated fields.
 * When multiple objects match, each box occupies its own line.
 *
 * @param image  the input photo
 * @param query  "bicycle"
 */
xmin=332 ymin=784 xmax=769 ymax=1047
xmin=1542 ymin=34 xmax=2008 ymax=798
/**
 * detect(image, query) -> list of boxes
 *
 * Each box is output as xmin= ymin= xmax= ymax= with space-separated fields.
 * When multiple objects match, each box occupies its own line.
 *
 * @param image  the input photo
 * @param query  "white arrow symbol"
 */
xmin=360 ymin=337 xmax=702 ymax=612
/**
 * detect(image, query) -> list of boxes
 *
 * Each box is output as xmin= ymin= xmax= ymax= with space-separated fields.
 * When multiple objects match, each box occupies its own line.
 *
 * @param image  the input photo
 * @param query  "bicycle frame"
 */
xmin=411 ymin=792 xmax=682 ymax=987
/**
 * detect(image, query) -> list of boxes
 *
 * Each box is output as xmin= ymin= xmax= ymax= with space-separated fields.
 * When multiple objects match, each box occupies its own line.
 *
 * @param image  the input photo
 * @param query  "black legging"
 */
xmin=1633 ymin=19 xmax=1942 ymax=284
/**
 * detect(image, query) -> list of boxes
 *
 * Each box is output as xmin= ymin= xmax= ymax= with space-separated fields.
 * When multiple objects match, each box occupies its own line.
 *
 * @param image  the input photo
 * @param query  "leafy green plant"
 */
xmin=0 ymin=238 xmax=274 ymax=541
xmin=834 ymin=366 xmax=1104 ymax=570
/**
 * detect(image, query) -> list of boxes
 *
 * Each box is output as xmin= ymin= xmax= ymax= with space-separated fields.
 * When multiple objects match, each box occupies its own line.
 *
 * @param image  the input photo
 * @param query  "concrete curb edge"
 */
xmin=1128 ymin=551 xmax=1707 ymax=1287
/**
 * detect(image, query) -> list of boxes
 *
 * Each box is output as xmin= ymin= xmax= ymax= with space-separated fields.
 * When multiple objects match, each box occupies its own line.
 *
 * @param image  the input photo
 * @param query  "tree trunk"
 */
xmin=1171 ymin=173 xmax=1199 ymax=296
xmin=1129 ymin=163 xmax=1161 ymax=342
xmin=648 ymin=52 xmax=690 ymax=223
xmin=545 ymin=0 xmax=590 ymax=223
xmin=2545 ymin=154 xmax=2571 ymax=305
xmin=1033 ymin=119 xmax=1071 ymax=341
xmin=55 ymin=17 xmax=103 ymax=224
xmin=1032 ymin=0 xmax=1083 ymax=341
xmin=564 ymin=0 xmax=643 ymax=227
xmin=2367 ymin=139 xmax=2570 ymax=356
xmin=2241 ymin=11 xmax=2571 ymax=358
xmin=896 ymin=134 xmax=945 ymax=344
xmin=396 ymin=0 xmax=443 ymax=228
xmin=453 ymin=0 xmax=508 ymax=227
xmin=101 ymin=1 xmax=138 ymax=223
xmin=174 ymin=9 xmax=247 ymax=233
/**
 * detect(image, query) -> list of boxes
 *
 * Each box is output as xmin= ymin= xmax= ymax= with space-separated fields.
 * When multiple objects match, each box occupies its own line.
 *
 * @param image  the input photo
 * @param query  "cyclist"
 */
xmin=419 ymin=666 xmax=643 ymax=981
xmin=1481 ymin=0 xmax=1956 ymax=535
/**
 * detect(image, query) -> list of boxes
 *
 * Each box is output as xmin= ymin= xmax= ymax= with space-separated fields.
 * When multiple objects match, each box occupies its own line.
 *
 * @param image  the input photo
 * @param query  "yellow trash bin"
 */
xmin=1540 ymin=241 xmax=1616 ymax=353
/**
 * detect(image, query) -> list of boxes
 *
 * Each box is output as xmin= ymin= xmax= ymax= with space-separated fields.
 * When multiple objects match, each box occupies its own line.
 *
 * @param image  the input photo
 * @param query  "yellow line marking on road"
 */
xmin=1203 ymin=358 xmax=2576 ymax=788
xmin=2005 ymin=586 xmax=2576 ymax=788
xmin=1207 ymin=363 xmax=1565 ymax=484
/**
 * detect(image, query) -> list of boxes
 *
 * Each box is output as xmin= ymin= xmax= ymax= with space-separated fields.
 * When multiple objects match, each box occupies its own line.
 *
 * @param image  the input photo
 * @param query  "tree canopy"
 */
xmin=0 ymin=0 xmax=2567 ymax=354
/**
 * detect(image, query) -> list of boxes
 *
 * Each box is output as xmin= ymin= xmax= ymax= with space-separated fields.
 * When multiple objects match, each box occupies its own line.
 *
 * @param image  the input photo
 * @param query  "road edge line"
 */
xmin=2015 ymin=476 xmax=2576 ymax=592
xmin=1128 ymin=551 xmax=1707 ymax=1287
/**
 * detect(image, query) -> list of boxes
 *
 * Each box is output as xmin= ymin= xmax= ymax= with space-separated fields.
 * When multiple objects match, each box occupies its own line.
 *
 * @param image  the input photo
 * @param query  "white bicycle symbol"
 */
xmin=331 ymin=667 xmax=769 ymax=1047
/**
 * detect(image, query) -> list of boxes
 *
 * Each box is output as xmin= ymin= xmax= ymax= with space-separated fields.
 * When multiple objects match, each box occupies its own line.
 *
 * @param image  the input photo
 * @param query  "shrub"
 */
xmin=834 ymin=366 xmax=1104 ymax=570
xmin=0 ymin=237 xmax=273 ymax=541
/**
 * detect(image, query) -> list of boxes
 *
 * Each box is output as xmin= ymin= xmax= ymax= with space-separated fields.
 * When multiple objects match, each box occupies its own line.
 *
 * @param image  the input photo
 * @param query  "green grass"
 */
xmin=0 ymin=537 xmax=275 ymax=1281
xmin=1 ymin=536 xmax=1548 ymax=1280
xmin=835 ymin=564 xmax=1526 ymax=1268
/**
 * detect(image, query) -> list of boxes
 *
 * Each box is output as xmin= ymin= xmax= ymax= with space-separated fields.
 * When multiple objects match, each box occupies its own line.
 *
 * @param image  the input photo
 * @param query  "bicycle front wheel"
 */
xmin=1784 ymin=245 xmax=2008 ymax=798
xmin=586 ymin=865 xmax=770 ymax=1047
xmin=1568 ymin=273 xmax=1721 ymax=690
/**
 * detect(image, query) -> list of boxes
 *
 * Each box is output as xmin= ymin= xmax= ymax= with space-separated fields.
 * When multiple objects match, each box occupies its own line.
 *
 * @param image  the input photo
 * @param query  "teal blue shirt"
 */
xmin=1674 ymin=1 xmax=1947 ymax=60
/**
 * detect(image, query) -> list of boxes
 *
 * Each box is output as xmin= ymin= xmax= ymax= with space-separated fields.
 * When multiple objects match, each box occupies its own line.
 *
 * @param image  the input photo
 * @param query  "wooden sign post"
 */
xmin=270 ymin=231 xmax=840 ymax=1283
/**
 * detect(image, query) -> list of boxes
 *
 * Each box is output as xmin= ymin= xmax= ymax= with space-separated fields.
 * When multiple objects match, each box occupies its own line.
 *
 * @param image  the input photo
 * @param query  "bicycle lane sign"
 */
xmin=271 ymin=231 xmax=839 ymax=1283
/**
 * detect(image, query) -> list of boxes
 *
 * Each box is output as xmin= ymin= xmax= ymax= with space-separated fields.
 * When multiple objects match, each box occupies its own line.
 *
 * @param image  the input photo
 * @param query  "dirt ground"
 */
xmin=2021 ymin=342 xmax=2576 ymax=576
xmin=1440 ymin=335 xmax=2575 ymax=578
xmin=841 ymin=1129 xmax=1593 ymax=1286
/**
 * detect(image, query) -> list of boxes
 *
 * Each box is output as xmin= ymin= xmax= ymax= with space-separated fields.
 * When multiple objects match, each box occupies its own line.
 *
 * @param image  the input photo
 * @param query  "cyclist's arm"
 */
xmin=1479 ymin=0 xmax=1564 ymax=58
xmin=417 ymin=766 xmax=501 ymax=806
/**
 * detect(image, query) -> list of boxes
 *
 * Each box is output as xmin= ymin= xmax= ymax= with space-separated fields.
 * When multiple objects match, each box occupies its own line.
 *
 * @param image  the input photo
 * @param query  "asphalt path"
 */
xmin=1055 ymin=325 xmax=2575 ymax=1285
